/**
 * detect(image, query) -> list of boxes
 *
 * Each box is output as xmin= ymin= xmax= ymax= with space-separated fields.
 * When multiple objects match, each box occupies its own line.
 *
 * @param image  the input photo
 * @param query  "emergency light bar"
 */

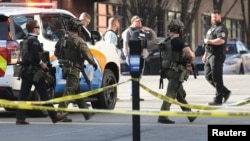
xmin=0 ymin=2 xmax=54 ymax=8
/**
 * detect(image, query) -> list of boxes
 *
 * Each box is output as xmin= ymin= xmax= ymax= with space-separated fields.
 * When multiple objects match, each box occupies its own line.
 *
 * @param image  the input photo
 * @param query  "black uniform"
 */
xmin=16 ymin=34 xmax=59 ymax=121
xmin=204 ymin=23 xmax=231 ymax=104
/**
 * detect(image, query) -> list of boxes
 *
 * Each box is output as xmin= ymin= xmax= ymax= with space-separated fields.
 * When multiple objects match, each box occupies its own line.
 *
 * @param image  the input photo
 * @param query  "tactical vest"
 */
xmin=63 ymin=37 xmax=80 ymax=62
xmin=160 ymin=36 xmax=186 ymax=70
xmin=19 ymin=36 xmax=35 ymax=64
xmin=57 ymin=35 xmax=84 ymax=70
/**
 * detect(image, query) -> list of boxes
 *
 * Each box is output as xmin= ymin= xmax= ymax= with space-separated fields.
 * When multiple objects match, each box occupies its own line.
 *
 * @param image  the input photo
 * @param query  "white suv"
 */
xmin=0 ymin=5 xmax=120 ymax=116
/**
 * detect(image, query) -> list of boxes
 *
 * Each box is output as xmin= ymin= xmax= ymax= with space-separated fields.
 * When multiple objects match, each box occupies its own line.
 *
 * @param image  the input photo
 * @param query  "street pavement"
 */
xmin=0 ymin=74 xmax=249 ymax=141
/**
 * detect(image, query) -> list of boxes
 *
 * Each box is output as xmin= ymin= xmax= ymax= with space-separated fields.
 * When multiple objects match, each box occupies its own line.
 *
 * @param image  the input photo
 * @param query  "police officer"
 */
xmin=157 ymin=19 xmax=197 ymax=124
xmin=54 ymin=18 xmax=98 ymax=122
xmin=203 ymin=10 xmax=231 ymax=105
xmin=16 ymin=20 xmax=67 ymax=125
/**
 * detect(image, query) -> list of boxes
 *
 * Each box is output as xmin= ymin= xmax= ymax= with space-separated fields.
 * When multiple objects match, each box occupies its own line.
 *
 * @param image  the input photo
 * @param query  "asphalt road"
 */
xmin=0 ymin=74 xmax=250 ymax=141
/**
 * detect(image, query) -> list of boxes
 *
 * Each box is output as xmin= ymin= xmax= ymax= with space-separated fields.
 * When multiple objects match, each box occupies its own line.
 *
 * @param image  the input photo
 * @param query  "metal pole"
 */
xmin=132 ymin=77 xmax=140 ymax=141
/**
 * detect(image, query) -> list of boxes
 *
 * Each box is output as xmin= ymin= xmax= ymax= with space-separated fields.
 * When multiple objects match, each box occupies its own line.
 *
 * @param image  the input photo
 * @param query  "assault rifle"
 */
xmin=43 ymin=50 xmax=56 ymax=88
xmin=81 ymin=65 xmax=92 ymax=90
xmin=191 ymin=63 xmax=198 ymax=79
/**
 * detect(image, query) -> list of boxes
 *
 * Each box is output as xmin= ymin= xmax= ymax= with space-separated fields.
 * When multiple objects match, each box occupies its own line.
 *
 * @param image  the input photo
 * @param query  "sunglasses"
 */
xmin=34 ymin=26 xmax=40 ymax=28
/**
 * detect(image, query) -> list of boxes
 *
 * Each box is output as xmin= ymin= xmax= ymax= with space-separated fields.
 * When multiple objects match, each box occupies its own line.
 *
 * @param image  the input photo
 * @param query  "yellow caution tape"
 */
xmin=1 ymin=78 xmax=250 ymax=118
xmin=139 ymin=83 xmax=250 ymax=110
xmin=1 ymin=99 xmax=250 ymax=117
xmin=8 ymin=78 xmax=131 ymax=105
xmin=139 ymin=83 xmax=219 ymax=110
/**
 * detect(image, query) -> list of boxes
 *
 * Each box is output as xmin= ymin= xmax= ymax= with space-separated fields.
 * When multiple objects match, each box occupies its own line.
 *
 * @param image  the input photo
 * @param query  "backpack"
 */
xmin=103 ymin=29 xmax=123 ymax=49
xmin=19 ymin=36 xmax=35 ymax=64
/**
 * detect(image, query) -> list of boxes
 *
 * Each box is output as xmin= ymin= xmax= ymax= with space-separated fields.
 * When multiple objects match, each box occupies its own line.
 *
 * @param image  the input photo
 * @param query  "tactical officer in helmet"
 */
xmin=158 ymin=19 xmax=197 ymax=124
xmin=54 ymin=18 xmax=98 ymax=122
xmin=203 ymin=10 xmax=231 ymax=105
xmin=16 ymin=20 xmax=67 ymax=125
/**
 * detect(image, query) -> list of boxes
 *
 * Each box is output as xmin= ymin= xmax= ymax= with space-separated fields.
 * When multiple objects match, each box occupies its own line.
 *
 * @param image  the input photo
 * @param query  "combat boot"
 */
xmin=158 ymin=117 xmax=175 ymax=124
xmin=84 ymin=112 xmax=95 ymax=120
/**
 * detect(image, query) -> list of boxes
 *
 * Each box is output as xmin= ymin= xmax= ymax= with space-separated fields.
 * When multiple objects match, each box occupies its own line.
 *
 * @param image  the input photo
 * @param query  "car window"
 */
xmin=12 ymin=15 xmax=34 ymax=39
xmin=41 ymin=14 xmax=66 ymax=41
xmin=237 ymin=41 xmax=249 ymax=52
xmin=0 ymin=15 xmax=9 ymax=40
xmin=195 ymin=45 xmax=204 ymax=56
xmin=225 ymin=43 xmax=237 ymax=54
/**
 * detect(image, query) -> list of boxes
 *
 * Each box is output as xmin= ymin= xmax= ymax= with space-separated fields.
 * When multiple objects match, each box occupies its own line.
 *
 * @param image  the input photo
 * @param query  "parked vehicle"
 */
xmin=0 ymin=4 xmax=120 ymax=116
xmin=0 ymin=43 xmax=7 ymax=77
xmin=194 ymin=39 xmax=250 ymax=75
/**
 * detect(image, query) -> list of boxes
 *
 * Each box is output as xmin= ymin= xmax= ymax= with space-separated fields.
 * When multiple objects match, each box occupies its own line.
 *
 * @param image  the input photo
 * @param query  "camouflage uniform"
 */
xmin=55 ymin=19 xmax=97 ymax=121
xmin=158 ymin=19 xmax=196 ymax=124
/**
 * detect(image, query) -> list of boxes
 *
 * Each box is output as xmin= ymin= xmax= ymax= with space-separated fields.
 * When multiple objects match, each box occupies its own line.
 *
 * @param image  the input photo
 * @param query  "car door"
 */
xmin=237 ymin=41 xmax=250 ymax=73
xmin=0 ymin=15 xmax=9 ymax=77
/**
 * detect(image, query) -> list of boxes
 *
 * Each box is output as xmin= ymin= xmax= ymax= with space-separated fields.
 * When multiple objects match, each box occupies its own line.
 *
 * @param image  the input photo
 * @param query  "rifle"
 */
xmin=191 ymin=63 xmax=198 ymax=79
xmin=159 ymin=46 xmax=164 ymax=89
xmin=158 ymin=36 xmax=172 ymax=89
xmin=81 ymin=64 xmax=92 ymax=90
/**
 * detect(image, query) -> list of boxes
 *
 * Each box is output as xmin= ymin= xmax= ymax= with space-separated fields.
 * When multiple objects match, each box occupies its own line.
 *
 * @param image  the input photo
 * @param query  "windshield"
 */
xmin=225 ymin=43 xmax=237 ymax=54
xmin=0 ymin=15 xmax=9 ymax=40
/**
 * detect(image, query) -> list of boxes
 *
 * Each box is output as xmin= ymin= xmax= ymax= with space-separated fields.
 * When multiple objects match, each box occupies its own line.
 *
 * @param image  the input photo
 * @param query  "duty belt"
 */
xmin=168 ymin=61 xmax=185 ymax=71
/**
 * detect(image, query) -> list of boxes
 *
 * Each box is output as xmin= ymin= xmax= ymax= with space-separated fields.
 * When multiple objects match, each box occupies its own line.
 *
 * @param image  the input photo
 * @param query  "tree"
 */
xmin=240 ymin=0 xmax=250 ymax=48
xmin=123 ymin=0 xmax=203 ymax=37
xmin=122 ymin=0 xmax=172 ymax=36
xmin=179 ymin=0 xmax=202 ymax=36
xmin=213 ymin=0 xmax=224 ymax=11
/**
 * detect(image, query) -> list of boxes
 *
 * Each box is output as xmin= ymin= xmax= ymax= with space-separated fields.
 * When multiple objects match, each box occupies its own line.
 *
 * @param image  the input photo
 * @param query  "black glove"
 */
xmin=93 ymin=64 xmax=98 ymax=71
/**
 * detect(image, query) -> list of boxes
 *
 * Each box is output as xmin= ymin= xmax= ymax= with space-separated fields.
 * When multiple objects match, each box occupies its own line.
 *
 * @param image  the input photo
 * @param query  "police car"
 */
xmin=0 ymin=3 xmax=120 ymax=116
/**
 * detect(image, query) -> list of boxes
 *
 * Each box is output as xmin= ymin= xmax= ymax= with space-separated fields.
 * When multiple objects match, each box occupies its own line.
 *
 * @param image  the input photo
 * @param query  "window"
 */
xmin=41 ymin=14 xmax=65 ymax=41
xmin=225 ymin=43 xmax=237 ymax=54
xmin=12 ymin=15 xmax=34 ymax=39
xmin=0 ymin=15 xmax=9 ymax=40
xmin=96 ymin=3 xmax=122 ymax=35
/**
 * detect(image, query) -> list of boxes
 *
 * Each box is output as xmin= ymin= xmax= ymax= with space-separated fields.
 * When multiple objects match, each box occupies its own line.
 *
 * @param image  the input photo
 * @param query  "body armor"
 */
xmin=160 ymin=36 xmax=185 ymax=70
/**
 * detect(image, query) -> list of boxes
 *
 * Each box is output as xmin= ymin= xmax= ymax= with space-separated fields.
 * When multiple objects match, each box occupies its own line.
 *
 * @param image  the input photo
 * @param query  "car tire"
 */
xmin=91 ymin=69 xmax=117 ymax=109
xmin=239 ymin=63 xmax=245 ymax=74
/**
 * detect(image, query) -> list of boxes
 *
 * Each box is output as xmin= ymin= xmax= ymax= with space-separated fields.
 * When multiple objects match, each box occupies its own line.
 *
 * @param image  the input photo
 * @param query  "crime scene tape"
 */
xmin=3 ymin=78 xmax=132 ymax=106
xmin=1 ymin=78 xmax=250 ymax=118
xmin=1 ymin=99 xmax=250 ymax=117
xmin=139 ymin=83 xmax=250 ymax=110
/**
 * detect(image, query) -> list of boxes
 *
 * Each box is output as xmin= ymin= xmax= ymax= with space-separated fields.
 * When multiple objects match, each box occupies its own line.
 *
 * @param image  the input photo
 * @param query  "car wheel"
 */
xmin=239 ymin=63 xmax=245 ymax=74
xmin=27 ymin=90 xmax=49 ymax=117
xmin=91 ymin=69 xmax=117 ymax=109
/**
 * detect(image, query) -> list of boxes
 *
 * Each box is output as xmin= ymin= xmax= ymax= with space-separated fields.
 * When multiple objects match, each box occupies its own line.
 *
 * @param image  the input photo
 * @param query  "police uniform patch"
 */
xmin=221 ymin=32 xmax=226 ymax=37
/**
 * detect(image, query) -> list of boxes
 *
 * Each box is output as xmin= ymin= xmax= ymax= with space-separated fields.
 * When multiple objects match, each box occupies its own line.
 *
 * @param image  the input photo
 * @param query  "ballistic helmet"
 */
xmin=67 ymin=18 xmax=82 ymax=32
xmin=167 ymin=19 xmax=184 ymax=34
